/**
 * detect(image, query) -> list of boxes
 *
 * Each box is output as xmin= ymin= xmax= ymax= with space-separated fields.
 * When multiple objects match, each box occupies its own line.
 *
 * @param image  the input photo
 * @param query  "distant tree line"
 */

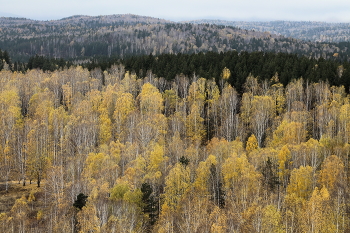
xmin=84 ymin=51 xmax=350 ymax=93
xmin=118 ymin=51 xmax=350 ymax=91
xmin=6 ymin=50 xmax=350 ymax=93
xmin=1 ymin=16 xmax=349 ymax=62
xmin=187 ymin=20 xmax=350 ymax=43
xmin=27 ymin=55 xmax=72 ymax=71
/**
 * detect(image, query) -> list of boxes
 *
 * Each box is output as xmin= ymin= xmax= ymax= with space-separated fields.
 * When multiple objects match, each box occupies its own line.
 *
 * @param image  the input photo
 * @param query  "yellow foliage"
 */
xmin=123 ymin=189 xmax=143 ymax=206
xmin=287 ymin=165 xmax=314 ymax=199
xmin=113 ymin=91 xmax=135 ymax=139
xmin=240 ymin=92 xmax=254 ymax=125
xmin=339 ymin=104 xmax=350 ymax=143
xmin=138 ymin=82 xmax=164 ymax=115
xmin=121 ymin=71 xmax=137 ymax=94
xmin=163 ymin=89 xmax=178 ymax=114
xmin=162 ymin=163 xmax=191 ymax=211
xmin=0 ymin=212 xmax=11 ymax=232
xmin=262 ymin=205 xmax=283 ymax=233
xmin=84 ymin=152 xmax=107 ymax=179
xmin=222 ymin=153 xmax=261 ymax=206
xmin=187 ymin=78 xmax=206 ymax=106
xmin=27 ymin=190 xmax=36 ymax=203
xmin=305 ymin=186 xmax=336 ymax=233
xmin=36 ymin=210 xmax=43 ymax=221
xmin=122 ymin=155 xmax=146 ymax=188
xmin=3 ymin=63 xmax=350 ymax=232
xmin=186 ymin=102 xmax=206 ymax=143
xmin=246 ymin=134 xmax=258 ymax=153
xmin=210 ymin=206 xmax=227 ymax=233
xmin=318 ymin=155 xmax=345 ymax=195
xmin=193 ymin=154 xmax=217 ymax=194
xmin=284 ymin=122 xmax=306 ymax=144
xmin=99 ymin=108 xmax=112 ymax=144
xmin=250 ymin=95 xmax=275 ymax=146
xmin=87 ymin=89 xmax=102 ymax=112
xmin=77 ymin=202 xmax=100 ymax=233
xmin=110 ymin=182 xmax=130 ymax=200
xmin=277 ymin=145 xmax=292 ymax=186
xmin=272 ymin=120 xmax=307 ymax=146
xmin=10 ymin=195 xmax=29 ymax=220
xmin=269 ymin=81 xmax=286 ymax=116
xmin=109 ymin=140 xmax=124 ymax=164
xmin=147 ymin=143 xmax=166 ymax=172
xmin=221 ymin=67 xmax=231 ymax=80
xmin=114 ymin=92 xmax=135 ymax=122
xmin=144 ymin=143 xmax=168 ymax=184
xmin=206 ymin=137 xmax=233 ymax=164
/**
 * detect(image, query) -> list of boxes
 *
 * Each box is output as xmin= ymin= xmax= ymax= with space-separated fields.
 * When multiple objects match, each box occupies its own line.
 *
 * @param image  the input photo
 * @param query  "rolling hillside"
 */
xmin=185 ymin=19 xmax=350 ymax=42
xmin=0 ymin=14 xmax=349 ymax=62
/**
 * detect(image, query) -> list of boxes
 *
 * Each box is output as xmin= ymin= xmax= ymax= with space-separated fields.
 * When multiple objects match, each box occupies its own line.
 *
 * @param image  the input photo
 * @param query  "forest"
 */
xmin=1 ymin=14 xmax=350 ymax=62
xmin=186 ymin=20 xmax=350 ymax=43
xmin=1 ymin=13 xmax=350 ymax=233
xmin=21 ymin=51 xmax=350 ymax=94
xmin=1 ymin=49 xmax=350 ymax=232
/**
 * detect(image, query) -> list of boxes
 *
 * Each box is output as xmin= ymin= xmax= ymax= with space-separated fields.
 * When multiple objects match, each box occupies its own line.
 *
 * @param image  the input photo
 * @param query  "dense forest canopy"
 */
xmin=9 ymin=50 xmax=350 ymax=93
xmin=1 ymin=56 xmax=350 ymax=232
xmin=1 ymin=14 xmax=350 ymax=233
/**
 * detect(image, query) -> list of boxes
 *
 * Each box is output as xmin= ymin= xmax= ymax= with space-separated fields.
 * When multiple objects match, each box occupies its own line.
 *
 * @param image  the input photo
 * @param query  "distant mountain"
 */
xmin=0 ymin=11 xmax=21 ymax=18
xmin=0 ymin=14 xmax=349 ymax=62
xmin=0 ymin=14 xmax=172 ymax=27
xmin=184 ymin=19 xmax=350 ymax=43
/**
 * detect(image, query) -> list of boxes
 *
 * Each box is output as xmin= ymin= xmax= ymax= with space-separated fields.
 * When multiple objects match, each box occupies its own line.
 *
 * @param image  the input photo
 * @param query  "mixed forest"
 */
xmin=187 ymin=20 xmax=350 ymax=43
xmin=0 ymin=57 xmax=350 ymax=232
xmin=1 ymin=14 xmax=350 ymax=233
xmin=1 ymin=14 xmax=350 ymax=62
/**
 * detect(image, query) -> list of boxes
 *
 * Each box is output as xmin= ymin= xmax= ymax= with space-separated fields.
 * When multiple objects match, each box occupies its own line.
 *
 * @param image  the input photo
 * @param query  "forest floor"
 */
xmin=0 ymin=181 xmax=43 ymax=213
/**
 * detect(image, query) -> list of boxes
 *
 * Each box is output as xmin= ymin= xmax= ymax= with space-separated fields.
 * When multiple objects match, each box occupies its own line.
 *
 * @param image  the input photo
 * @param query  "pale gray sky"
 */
xmin=1 ymin=0 xmax=350 ymax=22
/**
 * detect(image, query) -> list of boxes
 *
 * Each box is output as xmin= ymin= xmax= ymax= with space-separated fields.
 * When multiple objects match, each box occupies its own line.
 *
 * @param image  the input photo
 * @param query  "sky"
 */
xmin=1 ymin=0 xmax=350 ymax=22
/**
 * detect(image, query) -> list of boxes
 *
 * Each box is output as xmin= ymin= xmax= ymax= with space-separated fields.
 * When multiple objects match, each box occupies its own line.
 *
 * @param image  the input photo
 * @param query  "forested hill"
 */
xmin=3 ymin=14 xmax=350 ymax=233
xmin=0 ymin=14 xmax=349 ymax=62
xmin=0 ymin=14 xmax=171 ymax=27
xmin=185 ymin=19 xmax=350 ymax=43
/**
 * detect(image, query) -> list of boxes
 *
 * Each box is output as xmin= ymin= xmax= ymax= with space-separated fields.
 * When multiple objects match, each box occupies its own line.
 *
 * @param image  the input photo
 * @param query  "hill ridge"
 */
xmin=0 ymin=14 xmax=349 ymax=62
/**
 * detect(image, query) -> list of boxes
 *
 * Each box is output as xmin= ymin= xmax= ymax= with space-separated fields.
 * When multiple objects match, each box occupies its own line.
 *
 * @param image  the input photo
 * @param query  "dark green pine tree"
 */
xmin=209 ymin=164 xmax=225 ymax=208
xmin=73 ymin=193 xmax=88 ymax=210
xmin=262 ymin=157 xmax=280 ymax=192
xmin=141 ymin=183 xmax=159 ymax=227
xmin=179 ymin=156 xmax=190 ymax=166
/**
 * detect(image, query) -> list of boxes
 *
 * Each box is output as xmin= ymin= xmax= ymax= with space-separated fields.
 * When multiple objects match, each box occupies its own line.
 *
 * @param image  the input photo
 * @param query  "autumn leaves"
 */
xmin=1 ymin=65 xmax=350 ymax=232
